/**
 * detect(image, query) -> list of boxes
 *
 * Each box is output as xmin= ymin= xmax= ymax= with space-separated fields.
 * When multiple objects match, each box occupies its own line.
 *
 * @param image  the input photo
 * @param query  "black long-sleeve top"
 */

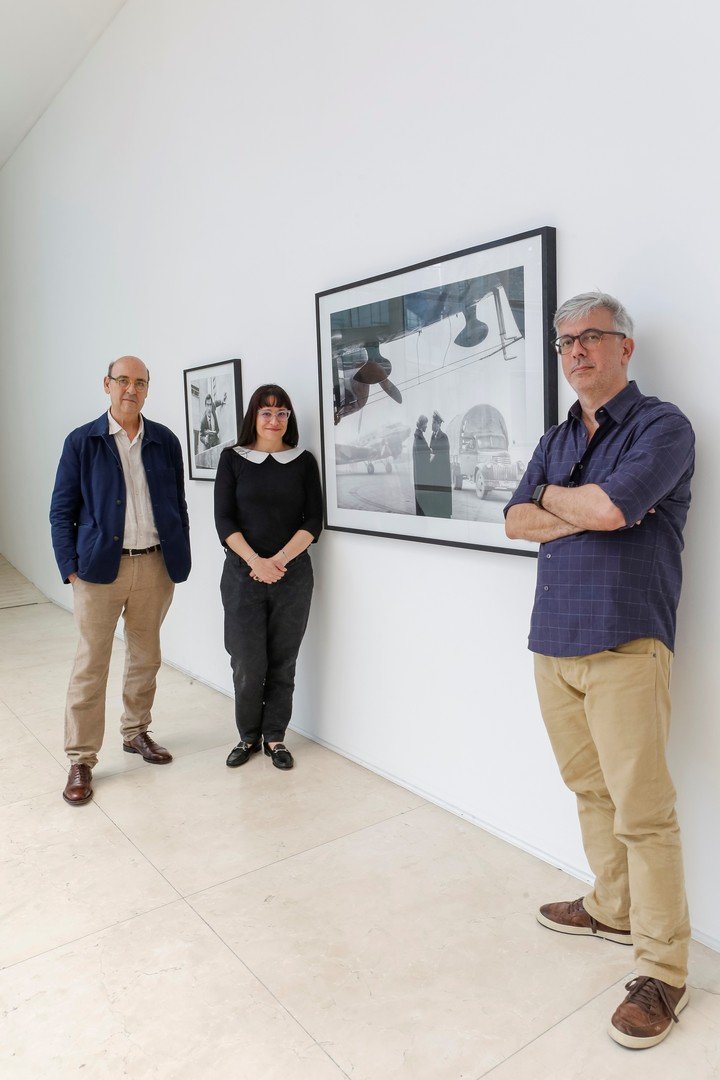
xmin=214 ymin=446 xmax=323 ymax=556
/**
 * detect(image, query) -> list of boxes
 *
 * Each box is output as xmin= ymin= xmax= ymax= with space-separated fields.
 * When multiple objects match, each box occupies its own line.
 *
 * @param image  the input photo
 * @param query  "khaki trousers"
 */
xmin=65 ymin=551 xmax=174 ymax=768
xmin=534 ymin=638 xmax=690 ymax=987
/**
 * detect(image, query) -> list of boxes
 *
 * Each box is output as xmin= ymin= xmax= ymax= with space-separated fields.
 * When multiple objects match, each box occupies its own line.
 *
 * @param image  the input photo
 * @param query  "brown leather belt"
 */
xmin=121 ymin=544 xmax=162 ymax=556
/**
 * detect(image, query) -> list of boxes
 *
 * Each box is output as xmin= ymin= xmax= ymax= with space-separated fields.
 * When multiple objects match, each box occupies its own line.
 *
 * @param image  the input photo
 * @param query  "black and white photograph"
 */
xmin=316 ymin=228 xmax=557 ymax=556
xmin=183 ymin=358 xmax=243 ymax=481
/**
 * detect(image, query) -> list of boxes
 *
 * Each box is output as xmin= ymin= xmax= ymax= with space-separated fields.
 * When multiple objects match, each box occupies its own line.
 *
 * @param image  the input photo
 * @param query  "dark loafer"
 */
xmin=264 ymin=741 xmax=294 ymax=770
xmin=63 ymin=763 xmax=93 ymax=805
xmin=123 ymin=732 xmax=173 ymax=764
xmin=226 ymin=740 xmax=261 ymax=767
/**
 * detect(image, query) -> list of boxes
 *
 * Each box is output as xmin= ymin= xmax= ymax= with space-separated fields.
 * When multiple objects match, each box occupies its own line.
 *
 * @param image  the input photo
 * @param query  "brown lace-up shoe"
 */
xmin=537 ymin=897 xmax=633 ymax=945
xmin=610 ymin=976 xmax=688 ymax=1048
xmin=63 ymin=763 xmax=93 ymax=805
xmin=123 ymin=732 xmax=173 ymax=764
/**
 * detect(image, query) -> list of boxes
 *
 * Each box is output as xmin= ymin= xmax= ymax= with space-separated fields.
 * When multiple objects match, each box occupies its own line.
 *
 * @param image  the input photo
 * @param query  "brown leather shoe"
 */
xmin=63 ymin=763 xmax=93 ymax=805
xmin=609 ymin=976 xmax=688 ymax=1048
xmin=537 ymin=897 xmax=633 ymax=945
xmin=123 ymin=731 xmax=173 ymax=764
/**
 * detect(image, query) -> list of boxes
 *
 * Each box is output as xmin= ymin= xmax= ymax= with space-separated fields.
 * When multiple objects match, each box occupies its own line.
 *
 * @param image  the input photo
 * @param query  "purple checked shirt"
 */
xmin=505 ymin=381 xmax=695 ymax=657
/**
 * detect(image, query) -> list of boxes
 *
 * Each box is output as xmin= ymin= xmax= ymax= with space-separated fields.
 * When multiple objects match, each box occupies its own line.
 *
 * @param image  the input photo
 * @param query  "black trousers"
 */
xmin=220 ymin=550 xmax=314 ymax=744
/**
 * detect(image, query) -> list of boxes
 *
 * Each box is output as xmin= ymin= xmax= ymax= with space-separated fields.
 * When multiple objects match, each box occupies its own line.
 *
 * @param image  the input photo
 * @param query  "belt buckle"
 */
xmin=128 ymin=548 xmax=142 ymax=557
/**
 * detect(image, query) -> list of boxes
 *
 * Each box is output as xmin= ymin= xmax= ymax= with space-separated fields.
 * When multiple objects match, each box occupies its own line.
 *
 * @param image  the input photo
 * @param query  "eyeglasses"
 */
xmin=554 ymin=329 xmax=625 ymax=354
xmin=258 ymin=409 xmax=291 ymax=422
xmin=109 ymin=375 xmax=149 ymax=391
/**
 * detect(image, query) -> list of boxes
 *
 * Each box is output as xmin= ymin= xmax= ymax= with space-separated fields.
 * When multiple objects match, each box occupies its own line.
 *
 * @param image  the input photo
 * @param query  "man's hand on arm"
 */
xmin=540 ymin=483 xmax=626 ymax=531
xmin=505 ymin=502 xmax=585 ymax=543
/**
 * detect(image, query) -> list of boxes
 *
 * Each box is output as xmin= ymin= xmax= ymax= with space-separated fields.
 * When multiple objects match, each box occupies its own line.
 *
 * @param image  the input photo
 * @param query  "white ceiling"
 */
xmin=0 ymin=0 xmax=127 ymax=169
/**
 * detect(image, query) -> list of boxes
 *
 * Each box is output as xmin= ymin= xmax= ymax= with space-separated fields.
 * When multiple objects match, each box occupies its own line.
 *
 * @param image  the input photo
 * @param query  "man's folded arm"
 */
xmin=505 ymin=502 xmax=585 ymax=542
xmin=538 ymin=483 xmax=625 ymax=531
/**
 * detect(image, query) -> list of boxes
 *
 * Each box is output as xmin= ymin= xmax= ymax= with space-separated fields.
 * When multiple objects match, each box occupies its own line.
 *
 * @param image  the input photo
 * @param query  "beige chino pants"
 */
xmin=65 ymin=551 xmax=174 ymax=768
xmin=534 ymin=638 xmax=690 ymax=987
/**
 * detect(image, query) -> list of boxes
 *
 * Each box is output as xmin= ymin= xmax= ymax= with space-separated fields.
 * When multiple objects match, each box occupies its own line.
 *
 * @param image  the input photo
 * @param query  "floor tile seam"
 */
xmin=472 ymin=972 xmax=635 ymax=1079
xmin=67 ymin=737 xmax=237 ymax=780
xmin=181 ymin=804 xmax=426 ymax=901
xmin=1 ymin=705 xmax=69 ymax=747
xmin=0 ymin=717 xmax=70 ymax=775
xmin=90 ymin=798 xmax=186 ymax=899
xmin=0 ymin=601 xmax=49 ymax=611
xmin=0 ymin=782 xmax=67 ymax=810
xmin=688 ymin=981 xmax=720 ymax=997
xmin=0 ymin=723 xmax=233 ymax=777
xmin=0 ymin=896 xmax=183 ymax=976
xmin=183 ymin=897 xmax=352 ymax=1079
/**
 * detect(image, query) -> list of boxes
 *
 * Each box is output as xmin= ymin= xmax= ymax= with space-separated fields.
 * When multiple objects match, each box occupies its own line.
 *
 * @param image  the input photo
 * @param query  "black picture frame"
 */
xmin=315 ymin=227 xmax=557 ymax=557
xmin=183 ymin=358 xmax=243 ymax=481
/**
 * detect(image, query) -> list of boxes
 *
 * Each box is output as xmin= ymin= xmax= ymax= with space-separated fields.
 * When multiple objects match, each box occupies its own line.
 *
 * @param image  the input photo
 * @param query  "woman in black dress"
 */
xmin=214 ymin=385 xmax=322 ymax=770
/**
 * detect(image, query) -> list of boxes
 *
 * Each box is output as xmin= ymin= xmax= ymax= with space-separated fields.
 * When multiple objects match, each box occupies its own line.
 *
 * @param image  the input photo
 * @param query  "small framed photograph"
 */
xmin=316 ymin=227 xmax=557 ymax=556
xmin=183 ymin=358 xmax=243 ymax=481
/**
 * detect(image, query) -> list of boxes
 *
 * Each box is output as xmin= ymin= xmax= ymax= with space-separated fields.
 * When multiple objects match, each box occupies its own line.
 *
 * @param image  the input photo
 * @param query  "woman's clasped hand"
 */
xmin=249 ymin=555 xmax=286 ymax=583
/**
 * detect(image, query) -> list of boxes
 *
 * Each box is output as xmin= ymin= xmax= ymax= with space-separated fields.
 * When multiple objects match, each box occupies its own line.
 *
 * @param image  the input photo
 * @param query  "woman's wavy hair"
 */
xmin=237 ymin=384 xmax=299 ymax=448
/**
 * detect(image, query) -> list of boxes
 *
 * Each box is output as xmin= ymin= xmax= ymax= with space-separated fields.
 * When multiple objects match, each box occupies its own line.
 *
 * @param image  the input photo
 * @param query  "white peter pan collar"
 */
xmin=233 ymin=446 xmax=305 ymax=464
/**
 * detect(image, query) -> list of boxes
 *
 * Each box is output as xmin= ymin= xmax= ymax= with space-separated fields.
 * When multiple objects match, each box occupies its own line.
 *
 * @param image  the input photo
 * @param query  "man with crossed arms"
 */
xmin=505 ymin=291 xmax=694 ymax=1049
xmin=51 ymin=355 xmax=191 ymax=806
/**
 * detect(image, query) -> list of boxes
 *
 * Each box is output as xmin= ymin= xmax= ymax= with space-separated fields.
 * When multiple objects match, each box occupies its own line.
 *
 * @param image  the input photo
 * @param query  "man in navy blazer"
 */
xmin=50 ymin=356 xmax=191 ymax=805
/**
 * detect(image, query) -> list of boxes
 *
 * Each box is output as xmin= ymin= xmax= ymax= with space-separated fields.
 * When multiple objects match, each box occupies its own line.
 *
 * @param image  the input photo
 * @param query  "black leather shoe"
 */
xmin=226 ymin=740 xmax=261 ymax=767
xmin=264 ymin=741 xmax=294 ymax=770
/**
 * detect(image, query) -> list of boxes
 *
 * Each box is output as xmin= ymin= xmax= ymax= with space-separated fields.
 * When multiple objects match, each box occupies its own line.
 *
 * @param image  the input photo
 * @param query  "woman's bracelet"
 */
xmin=246 ymin=552 xmax=259 ymax=566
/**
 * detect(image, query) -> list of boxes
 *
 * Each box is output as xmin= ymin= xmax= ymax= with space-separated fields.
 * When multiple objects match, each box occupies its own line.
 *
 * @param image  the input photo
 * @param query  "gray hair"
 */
xmin=554 ymin=291 xmax=634 ymax=337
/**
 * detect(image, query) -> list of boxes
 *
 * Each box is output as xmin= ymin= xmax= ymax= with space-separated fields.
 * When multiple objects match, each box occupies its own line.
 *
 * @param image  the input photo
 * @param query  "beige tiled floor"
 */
xmin=1 ymin=556 xmax=719 ymax=1079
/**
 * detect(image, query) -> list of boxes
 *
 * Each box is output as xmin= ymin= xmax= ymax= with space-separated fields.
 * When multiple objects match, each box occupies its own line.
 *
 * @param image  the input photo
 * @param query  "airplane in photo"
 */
xmin=335 ymin=422 xmax=412 ymax=473
xmin=330 ymin=268 xmax=524 ymax=425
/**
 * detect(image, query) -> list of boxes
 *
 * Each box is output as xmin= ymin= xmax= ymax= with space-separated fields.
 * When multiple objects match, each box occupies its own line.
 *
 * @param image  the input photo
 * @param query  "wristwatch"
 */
xmin=531 ymin=483 xmax=548 ymax=508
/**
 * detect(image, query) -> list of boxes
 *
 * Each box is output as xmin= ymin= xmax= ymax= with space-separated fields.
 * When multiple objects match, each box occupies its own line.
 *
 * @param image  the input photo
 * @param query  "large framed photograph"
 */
xmin=316 ymin=227 xmax=557 ymax=556
xmin=183 ymin=358 xmax=243 ymax=481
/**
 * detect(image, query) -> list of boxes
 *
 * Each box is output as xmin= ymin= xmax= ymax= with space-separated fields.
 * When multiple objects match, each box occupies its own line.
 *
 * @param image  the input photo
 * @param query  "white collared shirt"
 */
xmin=108 ymin=410 xmax=160 ymax=548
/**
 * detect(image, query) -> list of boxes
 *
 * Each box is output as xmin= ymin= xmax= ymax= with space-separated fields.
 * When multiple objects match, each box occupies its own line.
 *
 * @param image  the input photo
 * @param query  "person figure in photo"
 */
xmin=412 ymin=413 xmax=431 ymax=515
xmin=428 ymin=410 xmax=452 ymax=518
xmin=199 ymin=391 xmax=227 ymax=449
xmin=214 ymin=384 xmax=322 ymax=771
xmin=50 ymin=356 xmax=191 ymax=806
xmin=505 ymin=291 xmax=694 ymax=1049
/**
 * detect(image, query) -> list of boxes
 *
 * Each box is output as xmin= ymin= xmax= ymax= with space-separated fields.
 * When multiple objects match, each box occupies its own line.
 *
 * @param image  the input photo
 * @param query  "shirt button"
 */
xmin=546 ymin=553 xmax=551 ymax=559
xmin=544 ymin=586 xmax=549 ymax=591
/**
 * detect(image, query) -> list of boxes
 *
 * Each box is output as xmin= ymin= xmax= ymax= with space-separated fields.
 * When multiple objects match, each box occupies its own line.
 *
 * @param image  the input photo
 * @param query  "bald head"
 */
xmin=107 ymin=356 xmax=150 ymax=380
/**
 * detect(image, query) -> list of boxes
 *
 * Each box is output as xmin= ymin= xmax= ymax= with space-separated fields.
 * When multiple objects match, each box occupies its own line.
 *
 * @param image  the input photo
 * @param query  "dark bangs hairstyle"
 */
xmin=237 ymin=384 xmax=299 ymax=448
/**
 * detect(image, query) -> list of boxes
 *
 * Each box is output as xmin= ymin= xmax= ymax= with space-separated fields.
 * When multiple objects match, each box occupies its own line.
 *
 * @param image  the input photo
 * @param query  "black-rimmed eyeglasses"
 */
xmin=553 ymin=329 xmax=626 ymax=354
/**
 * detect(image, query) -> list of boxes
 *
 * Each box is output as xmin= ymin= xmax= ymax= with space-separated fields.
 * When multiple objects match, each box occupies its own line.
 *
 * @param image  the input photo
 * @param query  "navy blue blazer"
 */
xmin=50 ymin=413 xmax=192 ymax=584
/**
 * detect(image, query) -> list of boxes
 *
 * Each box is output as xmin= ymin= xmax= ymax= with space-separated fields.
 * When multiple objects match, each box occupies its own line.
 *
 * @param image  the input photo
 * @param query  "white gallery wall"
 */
xmin=1 ymin=0 xmax=718 ymax=946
